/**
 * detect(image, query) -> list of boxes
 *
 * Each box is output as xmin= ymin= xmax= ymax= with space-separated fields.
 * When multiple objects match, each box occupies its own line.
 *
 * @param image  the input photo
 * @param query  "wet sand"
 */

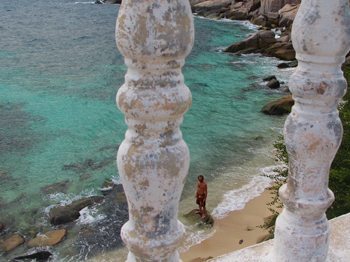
xmin=180 ymin=189 xmax=275 ymax=262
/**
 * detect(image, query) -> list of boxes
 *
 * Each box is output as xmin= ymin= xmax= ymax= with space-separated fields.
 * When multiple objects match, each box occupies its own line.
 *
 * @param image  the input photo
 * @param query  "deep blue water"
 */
xmin=0 ymin=0 xmax=289 ymax=260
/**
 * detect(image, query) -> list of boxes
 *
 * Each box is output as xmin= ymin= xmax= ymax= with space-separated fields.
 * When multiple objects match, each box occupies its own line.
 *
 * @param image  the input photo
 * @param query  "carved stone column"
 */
xmin=115 ymin=1 xmax=194 ymax=261
xmin=273 ymin=0 xmax=350 ymax=261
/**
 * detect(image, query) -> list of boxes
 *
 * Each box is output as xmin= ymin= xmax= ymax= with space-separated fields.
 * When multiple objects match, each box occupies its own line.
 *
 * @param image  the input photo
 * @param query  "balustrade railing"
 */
xmin=115 ymin=0 xmax=194 ymax=261
xmin=115 ymin=0 xmax=350 ymax=261
xmin=273 ymin=0 xmax=350 ymax=261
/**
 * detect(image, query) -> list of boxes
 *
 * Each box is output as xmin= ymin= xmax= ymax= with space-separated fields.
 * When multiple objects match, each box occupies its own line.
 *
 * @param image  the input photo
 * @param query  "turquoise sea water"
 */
xmin=0 ymin=0 xmax=290 ymax=260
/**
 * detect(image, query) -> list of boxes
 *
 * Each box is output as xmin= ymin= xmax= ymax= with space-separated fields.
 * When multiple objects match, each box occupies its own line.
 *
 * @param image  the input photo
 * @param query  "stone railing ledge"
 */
xmin=210 ymin=213 xmax=350 ymax=262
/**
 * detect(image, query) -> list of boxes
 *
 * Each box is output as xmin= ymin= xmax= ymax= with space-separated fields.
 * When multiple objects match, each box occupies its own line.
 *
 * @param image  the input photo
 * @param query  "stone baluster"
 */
xmin=273 ymin=0 xmax=350 ymax=261
xmin=115 ymin=0 xmax=194 ymax=261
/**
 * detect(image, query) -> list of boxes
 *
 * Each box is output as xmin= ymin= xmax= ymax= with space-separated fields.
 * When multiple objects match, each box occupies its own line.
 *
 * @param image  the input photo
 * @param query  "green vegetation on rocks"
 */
xmin=328 ymin=64 xmax=350 ymax=218
xmin=262 ymin=64 xmax=350 ymax=237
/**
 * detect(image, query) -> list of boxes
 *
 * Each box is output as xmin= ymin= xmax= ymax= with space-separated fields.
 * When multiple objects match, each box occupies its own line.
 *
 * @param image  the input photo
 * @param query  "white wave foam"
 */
xmin=194 ymin=16 xmax=258 ymax=30
xmin=211 ymin=165 xmax=285 ymax=219
xmin=78 ymin=206 xmax=106 ymax=225
xmin=232 ymin=20 xmax=260 ymax=30
xmin=180 ymin=227 xmax=216 ymax=253
xmin=74 ymin=1 xmax=95 ymax=4
xmin=44 ymin=189 xmax=98 ymax=214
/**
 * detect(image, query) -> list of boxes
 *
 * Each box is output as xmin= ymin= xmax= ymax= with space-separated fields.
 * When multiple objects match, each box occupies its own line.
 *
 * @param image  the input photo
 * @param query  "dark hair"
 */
xmin=197 ymin=175 xmax=204 ymax=180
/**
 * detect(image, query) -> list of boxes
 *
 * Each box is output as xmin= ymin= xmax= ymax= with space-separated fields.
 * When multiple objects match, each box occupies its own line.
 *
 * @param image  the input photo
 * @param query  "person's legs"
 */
xmin=196 ymin=197 xmax=203 ymax=215
xmin=201 ymin=199 xmax=207 ymax=218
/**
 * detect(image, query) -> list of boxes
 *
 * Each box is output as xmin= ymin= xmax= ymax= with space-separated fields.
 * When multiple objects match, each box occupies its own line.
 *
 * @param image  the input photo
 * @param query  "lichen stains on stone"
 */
xmin=327 ymin=120 xmax=343 ymax=145
xmin=317 ymin=81 xmax=328 ymax=95
xmin=139 ymin=179 xmax=150 ymax=189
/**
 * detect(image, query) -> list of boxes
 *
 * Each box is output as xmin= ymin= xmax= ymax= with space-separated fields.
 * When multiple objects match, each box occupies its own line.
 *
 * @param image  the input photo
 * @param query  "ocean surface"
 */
xmin=0 ymin=0 xmax=291 ymax=260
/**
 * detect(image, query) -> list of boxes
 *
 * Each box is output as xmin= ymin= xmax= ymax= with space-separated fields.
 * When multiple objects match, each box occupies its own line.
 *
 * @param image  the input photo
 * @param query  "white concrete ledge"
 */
xmin=211 ymin=213 xmax=350 ymax=262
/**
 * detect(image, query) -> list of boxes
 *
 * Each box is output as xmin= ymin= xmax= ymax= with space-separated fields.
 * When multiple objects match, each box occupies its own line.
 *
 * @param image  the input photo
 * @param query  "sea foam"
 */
xmin=211 ymin=165 xmax=285 ymax=219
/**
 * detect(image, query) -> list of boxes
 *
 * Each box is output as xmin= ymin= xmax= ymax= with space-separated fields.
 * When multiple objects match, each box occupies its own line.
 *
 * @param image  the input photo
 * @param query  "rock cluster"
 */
xmin=28 ymin=229 xmax=67 ymax=247
xmin=0 ymin=179 xmax=127 ymax=259
xmin=49 ymin=196 xmax=104 ymax=225
xmin=191 ymin=0 xmax=301 ymax=61
xmin=0 ymin=234 xmax=25 ymax=252
xmin=261 ymin=95 xmax=294 ymax=115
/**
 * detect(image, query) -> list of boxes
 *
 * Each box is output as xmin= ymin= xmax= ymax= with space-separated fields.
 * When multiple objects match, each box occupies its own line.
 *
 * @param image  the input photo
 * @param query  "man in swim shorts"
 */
xmin=196 ymin=175 xmax=207 ymax=218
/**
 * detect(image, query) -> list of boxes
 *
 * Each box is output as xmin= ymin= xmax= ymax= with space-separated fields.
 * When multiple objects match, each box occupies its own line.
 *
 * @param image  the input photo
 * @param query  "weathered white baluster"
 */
xmin=273 ymin=0 xmax=350 ymax=261
xmin=115 ymin=0 xmax=194 ymax=261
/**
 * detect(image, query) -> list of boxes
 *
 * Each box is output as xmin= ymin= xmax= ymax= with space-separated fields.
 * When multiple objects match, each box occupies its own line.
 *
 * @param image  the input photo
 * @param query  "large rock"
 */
xmin=260 ymin=0 xmax=301 ymax=15
xmin=252 ymin=15 xmax=268 ymax=26
xmin=49 ymin=196 xmax=104 ymax=225
xmin=261 ymin=95 xmax=294 ymax=115
xmin=28 ymin=229 xmax=67 ymax=247
xmin=0 ymin=234 xmax=25 ymax=252
xmin=225 ymin=30 xmax=276 ymax=54
xmin=278 ymin=3 xmax=300 ymax=27
xmin=190 ymin=0 xmax=207 ymax=7
xmin=265 ymin=41 xmax=296 ymax=60
xmin=226 ymin=0 xmax=261 ymax=20
xmin=192 ymin=0 xmax=232 ymax=17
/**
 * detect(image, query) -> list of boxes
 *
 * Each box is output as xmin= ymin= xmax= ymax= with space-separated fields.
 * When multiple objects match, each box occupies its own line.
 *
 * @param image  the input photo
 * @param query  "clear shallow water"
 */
xmin=0 ymin=0 xmax=290 ymax=260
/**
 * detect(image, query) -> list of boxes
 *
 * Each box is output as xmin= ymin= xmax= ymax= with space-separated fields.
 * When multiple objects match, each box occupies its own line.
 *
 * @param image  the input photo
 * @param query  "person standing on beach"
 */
xmin=196 ymin=175 xmax=207 ymax=218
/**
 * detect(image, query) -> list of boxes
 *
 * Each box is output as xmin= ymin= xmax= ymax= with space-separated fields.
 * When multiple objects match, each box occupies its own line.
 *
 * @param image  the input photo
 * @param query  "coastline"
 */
xmin=0 ymin=1 xmax=292 ymax=260
xmin=180 ymin=189 xmax=275 ymax=262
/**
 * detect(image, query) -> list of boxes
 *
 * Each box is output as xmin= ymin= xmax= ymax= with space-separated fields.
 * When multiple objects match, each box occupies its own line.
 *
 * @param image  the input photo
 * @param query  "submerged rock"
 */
xmin=63 ymin=157 xmax=114 ymax=173
xmin=28 ymin=229 xmax=67 ymax=247
xmin=13 ymin=251 xmax=52 ymax=261
xmin=0 ymin=233 xmax=25 ymax=252
xmin=263 ymin=75 xmax=277 ymax=81
xmin=103 ymin=0 xmax=122 ymax=3
xmin=266 ymin=79 xmax=280 ymax=89
xmin=277 ymin=60 xmax=298 ymax=68
xmin=49 ymin=196 xmax=104 ymax=225
xmin=79 ymin=173 xmax=92 ymax=181
xmin=41 ymin=180 xmax=70 ymax=195
xmin=184 ymin=209 xmax=214 ymax=227
xmin=261 ymin=95 xmax=294 ymax=115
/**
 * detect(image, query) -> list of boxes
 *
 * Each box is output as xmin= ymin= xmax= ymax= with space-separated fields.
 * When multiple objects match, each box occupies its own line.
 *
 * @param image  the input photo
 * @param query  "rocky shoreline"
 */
xmin=1 ymin=1 xmax=349 ymax=260
xmin=0 ymin=178 xmax=129 ymax=261
xmin=101 ymin=0 xmax=300 ymax=114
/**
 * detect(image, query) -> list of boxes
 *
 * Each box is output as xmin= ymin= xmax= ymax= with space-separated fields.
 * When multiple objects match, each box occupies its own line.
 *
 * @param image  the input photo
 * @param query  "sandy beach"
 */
xmin=180 ymin=189 xmax=275 ymax=262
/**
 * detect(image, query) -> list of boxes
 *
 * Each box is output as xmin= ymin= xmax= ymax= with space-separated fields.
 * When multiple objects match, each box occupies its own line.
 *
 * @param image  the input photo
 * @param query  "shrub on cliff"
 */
xmin=261 ymin=63 xmax=350 ymax=237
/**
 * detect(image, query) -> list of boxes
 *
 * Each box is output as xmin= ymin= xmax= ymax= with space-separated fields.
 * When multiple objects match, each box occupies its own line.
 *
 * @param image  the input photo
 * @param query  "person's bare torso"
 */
xmin=196 ymin=182 xmax=207 ymax=197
